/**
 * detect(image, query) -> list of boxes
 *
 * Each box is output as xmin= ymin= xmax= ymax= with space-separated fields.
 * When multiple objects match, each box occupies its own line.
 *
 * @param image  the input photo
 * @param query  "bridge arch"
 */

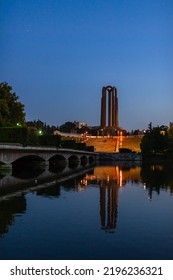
xmin=68 ymin=154 xmax=79 ymax=168
xmin=89 ymin=155 xmax=95 ymax=164
xmin=12 ymin=155 xmax=45 ymax=163
xmin=80 ymin=155 xmax=88 ymax=166
xmin=11 ymin=155 xmax=46 ymax=178
xmin=49 ymin=154 xmax=67 ymax=172
xmin=49 ymin=154 xmax=67 ymax=162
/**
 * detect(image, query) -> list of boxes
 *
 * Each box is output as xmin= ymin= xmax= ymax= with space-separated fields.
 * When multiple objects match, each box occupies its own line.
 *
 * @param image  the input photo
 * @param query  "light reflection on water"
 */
xmin=0 ymin=162 xmax=173 ymax=260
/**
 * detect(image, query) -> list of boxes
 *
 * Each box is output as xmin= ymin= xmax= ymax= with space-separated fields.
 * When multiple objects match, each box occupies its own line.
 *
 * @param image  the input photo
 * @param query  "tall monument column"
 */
xmin=100 ymin=85 xmax=118 ymax=131
xmin=108 ymin=89 xmax=112 ymax=127
xmin=100 ymin=87 xmax=106 ymax=129
xmin=112 ymin=87 xmax=115 ymax=127
xmin=115 ymin=88 xmax=118 ymax=128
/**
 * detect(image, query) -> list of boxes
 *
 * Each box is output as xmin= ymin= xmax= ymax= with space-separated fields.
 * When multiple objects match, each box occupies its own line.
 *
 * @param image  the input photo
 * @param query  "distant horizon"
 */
xmin=25 ymin=114 xmax=171 ymax=132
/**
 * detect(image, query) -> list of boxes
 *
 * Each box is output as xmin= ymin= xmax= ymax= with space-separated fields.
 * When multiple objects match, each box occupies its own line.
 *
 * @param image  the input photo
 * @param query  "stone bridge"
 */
xmin=0 ymin=144 xmax=99 ymax=168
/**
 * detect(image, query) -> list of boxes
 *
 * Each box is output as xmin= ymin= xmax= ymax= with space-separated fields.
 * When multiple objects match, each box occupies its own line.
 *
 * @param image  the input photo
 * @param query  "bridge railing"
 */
xmin=0 ymin=143 xmax=98 ymax=155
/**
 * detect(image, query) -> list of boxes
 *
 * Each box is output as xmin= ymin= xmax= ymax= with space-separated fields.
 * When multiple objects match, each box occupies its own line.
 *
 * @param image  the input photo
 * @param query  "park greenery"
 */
xmin=0 ymin=82 xmax=25 ymax=127
xmin=140 ymin=123 xmax=173 ymax=160
xmin=0 ymin=82 xmax=60 ymax=146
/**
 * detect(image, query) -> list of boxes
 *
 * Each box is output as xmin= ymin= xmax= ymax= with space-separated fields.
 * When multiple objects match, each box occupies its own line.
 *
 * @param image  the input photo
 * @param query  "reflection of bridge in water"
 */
xmin=0 ymin=163 xmax=95 ymax=199
xmin=0 ymin=163 xmax=96 ymax=237
xmin=0 ymin=162 xmax=142 ymax=237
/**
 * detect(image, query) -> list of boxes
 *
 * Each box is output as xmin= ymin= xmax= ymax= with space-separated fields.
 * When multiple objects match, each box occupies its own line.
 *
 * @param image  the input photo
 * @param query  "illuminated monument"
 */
xmin=100 ymin=86 xmax=118 ymax=131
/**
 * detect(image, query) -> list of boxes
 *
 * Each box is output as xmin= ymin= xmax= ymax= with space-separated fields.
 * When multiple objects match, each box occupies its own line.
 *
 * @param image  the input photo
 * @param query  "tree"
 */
xmin=0 ymin=82 xmax=26 ymax=127
xmin=148 ymin=121 xmax=152 ymax=132
xmin=140 ymin=124 xmax=169 ymax=158
xmin=59 ymin=122 xmax=76 ymax=133
xmin=26 ymin=119 xmax=58 ymax=135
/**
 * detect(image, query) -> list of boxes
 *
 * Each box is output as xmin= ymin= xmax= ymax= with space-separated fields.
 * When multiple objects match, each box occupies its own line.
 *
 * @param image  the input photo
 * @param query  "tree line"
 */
xmin=140 ymin=122 xmax=173 ymax=160
xmin=0 ymin=82 xmax=94 ymax=150
xmin=0 ymin=81 xmax=92 ymax=134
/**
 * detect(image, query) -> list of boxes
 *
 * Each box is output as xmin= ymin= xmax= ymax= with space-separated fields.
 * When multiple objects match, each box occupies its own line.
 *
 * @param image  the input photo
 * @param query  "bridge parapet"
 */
xmin=0 ymin=145 xmax=99 ymax=166
xmin=0 ymin=144 xmax=58 ymax=151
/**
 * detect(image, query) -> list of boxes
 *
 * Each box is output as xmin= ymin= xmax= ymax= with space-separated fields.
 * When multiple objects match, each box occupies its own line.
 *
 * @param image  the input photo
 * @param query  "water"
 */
xmin=0 ymin=162 xmax=173 ymax=260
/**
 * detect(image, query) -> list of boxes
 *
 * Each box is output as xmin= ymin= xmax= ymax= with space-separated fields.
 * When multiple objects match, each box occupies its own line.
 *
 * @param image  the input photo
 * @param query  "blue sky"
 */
xmin=0 ymin=0 xmax=173 ymax=131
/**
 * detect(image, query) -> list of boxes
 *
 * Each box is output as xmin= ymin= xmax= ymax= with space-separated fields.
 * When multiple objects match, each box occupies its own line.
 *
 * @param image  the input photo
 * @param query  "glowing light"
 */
xmin=119 ymin=169 xmax=122 ymax=187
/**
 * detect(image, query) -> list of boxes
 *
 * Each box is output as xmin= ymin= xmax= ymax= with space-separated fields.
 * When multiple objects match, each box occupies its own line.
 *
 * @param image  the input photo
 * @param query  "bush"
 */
xmin=76 ymin=143 xmax=86 ymax=150
xmin=60 ymin=140 xmax=87 ymax=151
xmin=0 ymin=127 xmax=28 ymax=145
xmin=86 ymin=146 xmax=94 ymax=152
xmin=61 ymin=140 xmax=77 ymax=149
xmin=26 ymin=127 xmax=38 ymax=146
xmin=38 ymin=135 xmax=61 ymax=147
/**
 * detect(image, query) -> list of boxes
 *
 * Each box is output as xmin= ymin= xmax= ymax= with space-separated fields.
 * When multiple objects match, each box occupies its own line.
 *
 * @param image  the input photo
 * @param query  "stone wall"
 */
xmin=85 ymin=136 xmax=142 ymax=153
xmin=120 ymin=136 xmax=142 ymax=152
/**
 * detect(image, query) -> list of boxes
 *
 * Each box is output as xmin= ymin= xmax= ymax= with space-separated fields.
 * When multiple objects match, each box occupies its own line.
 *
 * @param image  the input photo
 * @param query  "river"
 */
xmin=0 ymin=161 xmax=173 ymax=260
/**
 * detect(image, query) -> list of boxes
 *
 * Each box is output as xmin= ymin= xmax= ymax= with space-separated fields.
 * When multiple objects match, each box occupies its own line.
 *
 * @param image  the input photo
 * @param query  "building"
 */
xmin=74 ymin=121 xmax=88 ymax=129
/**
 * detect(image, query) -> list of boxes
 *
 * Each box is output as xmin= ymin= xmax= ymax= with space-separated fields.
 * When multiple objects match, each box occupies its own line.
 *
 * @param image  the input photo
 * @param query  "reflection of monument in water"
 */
xmin=85 ymin=165 xmax=141 ymax=233
xmin=100 ymin=178 xmax=118 ymax=233
xmin=97 ymin=166 xmax=121 ymax=233
xmin=98 ymin=165 xmax=141 ymax=232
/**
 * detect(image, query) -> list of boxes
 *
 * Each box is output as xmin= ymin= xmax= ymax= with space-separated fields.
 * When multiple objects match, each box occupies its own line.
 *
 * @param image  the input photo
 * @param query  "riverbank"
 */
xmin=99 ymin=151 xmax=142 ymax=162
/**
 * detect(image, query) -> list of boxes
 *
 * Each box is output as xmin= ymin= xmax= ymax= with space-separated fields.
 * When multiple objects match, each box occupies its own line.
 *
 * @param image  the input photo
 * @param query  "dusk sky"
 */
xmin=0 ymin=0 xmax=173 ymax=131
